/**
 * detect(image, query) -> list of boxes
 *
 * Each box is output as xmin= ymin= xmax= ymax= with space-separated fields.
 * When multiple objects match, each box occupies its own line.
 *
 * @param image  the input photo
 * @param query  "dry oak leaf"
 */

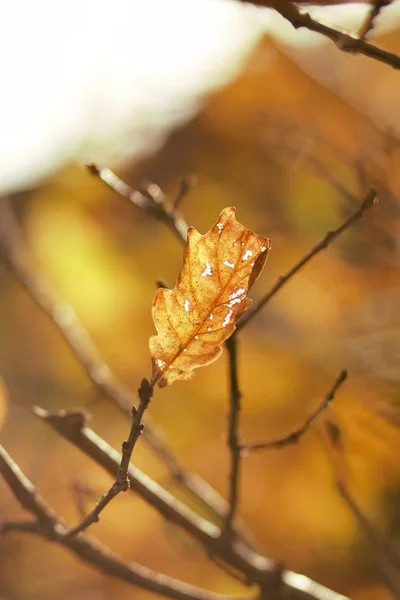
xmin=150 ymin=207 xmax=270 ymax=387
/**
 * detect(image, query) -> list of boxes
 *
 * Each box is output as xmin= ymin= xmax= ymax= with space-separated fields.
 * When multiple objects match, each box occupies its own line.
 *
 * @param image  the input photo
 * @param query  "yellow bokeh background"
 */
xmin=2 ymin=30 xmax=400 ymax=600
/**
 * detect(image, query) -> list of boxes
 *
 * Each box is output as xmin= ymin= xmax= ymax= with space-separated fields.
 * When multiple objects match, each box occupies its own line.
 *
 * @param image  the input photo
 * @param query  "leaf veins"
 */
xmin=149 ymin=207 xmax=270 ymax=387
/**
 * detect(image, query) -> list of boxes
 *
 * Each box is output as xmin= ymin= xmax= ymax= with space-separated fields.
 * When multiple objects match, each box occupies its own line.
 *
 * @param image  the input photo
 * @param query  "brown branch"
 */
xmin=222 ymin=336 xmax=243 ymax=536
xmin=31 ymin=406 xmax=348 ymax=599
xmin=63 ymin=379 xmax=153 ymax=537
xmin=240 ymin=370 xmax=347 ymax=452
xmin=32 ymin=405 xmax=271 ymax=582
xmin=0 ymin=444 xmax=248 ymax=600
xmin=269 ymin=1 xmax=400 ymax=70
xmin=237 ymin=188 xmax=378 ymax=331
xmin=0 ymin=197 xmax=235 ymax=535
xmin=358 ymin=0 xmax=393 ymax=40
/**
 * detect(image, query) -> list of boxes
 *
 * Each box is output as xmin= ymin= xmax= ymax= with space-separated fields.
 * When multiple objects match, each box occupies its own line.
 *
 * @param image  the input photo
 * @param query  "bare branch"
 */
xmin=240 ymin=370 xmax=347 ymax=452
xmin=32 ymin=406 xmax=348 ymax=599
xmin=223 ymin=335 xmax=243 ymax=536
xmin=237 ymin=188 xmax=378 ymax=331
xmin=63 ymin=379 xmax=153 ymax=537
xmin=269 ymin=1 xmax=400 ymax=70
xmin=0 ymin=445 xmax=248 ymax=600
xmin=0 ymin=197 xmax=233 ymax=531
xmin=32 ymin=405 xmax=271 ymax=582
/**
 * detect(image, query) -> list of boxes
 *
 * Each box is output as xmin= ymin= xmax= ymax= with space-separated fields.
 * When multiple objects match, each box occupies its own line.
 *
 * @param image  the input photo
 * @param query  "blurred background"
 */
xmin=2 ymin=1 xmax=400 ymax=599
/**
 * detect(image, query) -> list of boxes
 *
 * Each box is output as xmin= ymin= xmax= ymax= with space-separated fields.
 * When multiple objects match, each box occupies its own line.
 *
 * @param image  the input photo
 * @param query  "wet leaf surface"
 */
xmin=149 ymin=207 xmax=270 ymax=387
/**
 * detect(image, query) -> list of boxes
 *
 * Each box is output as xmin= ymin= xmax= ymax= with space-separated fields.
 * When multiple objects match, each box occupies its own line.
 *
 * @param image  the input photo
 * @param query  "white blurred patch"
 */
xmin=0 ymin=0 xmax=268 ymax=193
xmin=2 ymin=0 xmax=399 ymax=195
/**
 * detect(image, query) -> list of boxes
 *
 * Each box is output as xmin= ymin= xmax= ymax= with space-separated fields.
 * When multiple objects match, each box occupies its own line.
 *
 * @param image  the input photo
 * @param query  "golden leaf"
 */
xmin=149 ymin=207 xmax=270 ymax=387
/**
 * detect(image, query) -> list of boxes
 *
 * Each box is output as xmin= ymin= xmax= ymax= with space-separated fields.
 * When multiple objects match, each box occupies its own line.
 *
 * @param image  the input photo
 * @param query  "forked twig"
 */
xmin=238 ymin=188 xmax=378 ymax=331
xmin=240 ymin=370 xmax=347 ymax=452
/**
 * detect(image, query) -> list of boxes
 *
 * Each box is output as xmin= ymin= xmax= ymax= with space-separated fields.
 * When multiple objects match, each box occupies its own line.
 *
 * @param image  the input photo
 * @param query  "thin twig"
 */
xmin=0 ymin=197 xmax=236 ymax=535
xmin=240 ymin=370 xmax=347 ymax=452
xmin=0 ymin=444 xmax=248 ymax=600
xmin=223 ymin=336 xmax=243 ymax=536
xmin=237 ymin=188 xmax=378 ymax=331
xmin=268 ymin=1 xmax=400 ymax=70
xmin=358 ymin=0 xmax=393 ymax=40
xmin=64 ymin=379 xmax=153 ymax=537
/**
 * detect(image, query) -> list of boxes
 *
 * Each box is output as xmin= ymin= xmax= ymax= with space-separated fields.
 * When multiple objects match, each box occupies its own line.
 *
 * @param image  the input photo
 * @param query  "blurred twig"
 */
xmin=87 ymin=164 xmax=189 ymax=244
xmin=70 ymin=479 xmax=99 ymax=519
xmin=322 ymin=421 xmax=400 ymax=598
xmin=237 ymin=188 xmax=378 ymax=331
xmin=268 ymin=0 xmax=400 ymax=70
xmin=0 ymin=196 xmax=237 ymax=536
xmin=338 ymin=482 xmax=400 ymax=598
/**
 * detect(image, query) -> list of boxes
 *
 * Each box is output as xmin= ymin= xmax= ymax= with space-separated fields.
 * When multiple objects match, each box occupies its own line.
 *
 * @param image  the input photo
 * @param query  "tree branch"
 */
xmin=0 ymin=196 xmax=234 ymax=533
xmin=240 ymin=370 xmax=347 ymax=452
xmin=31 ymin=405 xmax=348 ymax=599
xmin=237 ymin=188 xmax=378 ymax=331
xmin=269 ymin=1 xmax=400 ymax=70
